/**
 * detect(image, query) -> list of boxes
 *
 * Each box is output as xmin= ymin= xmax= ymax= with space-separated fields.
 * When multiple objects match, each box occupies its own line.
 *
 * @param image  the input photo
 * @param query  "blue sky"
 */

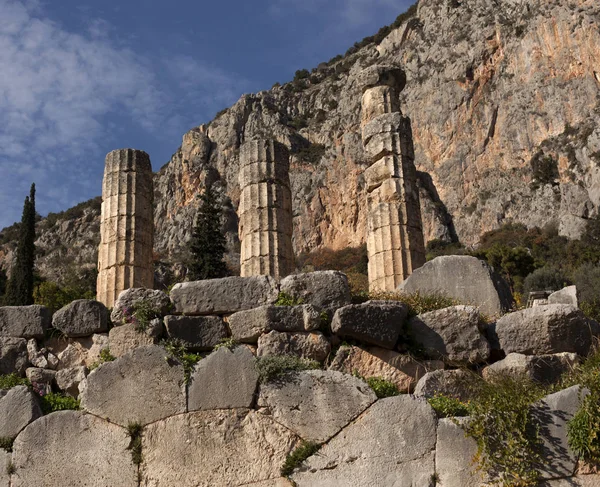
xmin=0 ymin=0 xmax=414 ymax=230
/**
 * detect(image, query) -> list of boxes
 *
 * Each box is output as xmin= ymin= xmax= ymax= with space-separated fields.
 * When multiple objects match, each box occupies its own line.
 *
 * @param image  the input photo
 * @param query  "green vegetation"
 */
xmin=43 ymin=196 xmax=101 ymax=228
xmin=368 ymin=290 xmax=459 ymax=318
xmin=40 ymin=393 xmax=80 ymax=414
xmin=294 ymin=143 xmax=326 ymax=165
xmin=522 ymin=267 xmax=569 ymax=298
xmin=88 ymin=348 xmax=116 ymax=371
xmin=0 ymin=437 xmax=14 ymax=452
xmin=530 ymin=152 xmax=559 ymax=190
xmin=162 ymin=338 xmax=202 ymax=383
xmin=281 ymin=441 xmax=321 ymax=477
xmin=123 ymin=299 xmax=164 ymax=332
xmin=6 ymin=460 xmax=15 ymax=476
xmin=274 ymin=292 xmax=304 ymax=307
xmin=428 ymin=394 xmax=470 ymax=418
xmin=0 ymin=373 xmax=30 ymax=390
xmin=365 ymin=377 xmax=400 ymax=398
xmin=34 ymin=280 xmax=95 ymax=313
xmin=4 ymin=184 xmax=36 ymax=306
xmin=127 ymin=422 xmax=144 ymax=465
xmin=187 ymin=183 xmax=228 ymax=281
xmin=255 ymin=355 xmax=321 ymax=383
xmin=213 ymin=338 xmax=239 ymax=352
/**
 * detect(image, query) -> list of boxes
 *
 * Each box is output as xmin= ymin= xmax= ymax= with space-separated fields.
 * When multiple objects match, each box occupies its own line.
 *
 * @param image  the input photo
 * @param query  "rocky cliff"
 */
xmin=2 ymin=0 xmax=599 ymax=280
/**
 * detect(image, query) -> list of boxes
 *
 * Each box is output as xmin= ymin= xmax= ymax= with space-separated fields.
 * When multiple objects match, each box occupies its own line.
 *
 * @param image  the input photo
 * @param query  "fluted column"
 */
xmin=238 ymin=139 xmax=294 ymax=279
xmin=97 ymin=149 xmax=154 ymax=307
xmin=359 ymin=65 xmax=426 ymax=292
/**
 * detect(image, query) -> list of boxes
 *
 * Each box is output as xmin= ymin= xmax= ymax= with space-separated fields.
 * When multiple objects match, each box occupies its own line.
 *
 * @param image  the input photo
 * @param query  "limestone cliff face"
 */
xmin=2 ymin=0 xmax=599 ymax=278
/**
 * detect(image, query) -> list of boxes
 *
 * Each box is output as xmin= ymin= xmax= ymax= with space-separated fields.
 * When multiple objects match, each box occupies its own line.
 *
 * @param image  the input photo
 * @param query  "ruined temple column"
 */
xmin=238 ymin=139 xmax=294 ymax=279
xmin=359 ymin=65 xmax=426 ymax=292
xmin=96 ymin=149 xmax=154 ymax=308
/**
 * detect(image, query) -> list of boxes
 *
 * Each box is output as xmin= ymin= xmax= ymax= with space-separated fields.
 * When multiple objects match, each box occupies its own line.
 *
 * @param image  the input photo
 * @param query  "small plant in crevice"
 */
xmin=281 ymin=441 xmax=321 ymax=477
xmin=123 ymin=300 xmax=163 ymax=332
xmin=255 ymin=355 xmax=321 ymax=384
xmin=428 ymin=394 xmax=471 ymax=418
xmin=6 ymin=460 xmax=15 ymax=476
xmin=89 ymin=347 xmax=116 ymax=371
xmin=362 ymin=376 xmax=400 ymax=399
xmin=274 ymin=292 xmax=304 ymax=307
xmin=39 ymin=393 xmax=80 ymax=415
xmin=161 ymin=338 xmax=202 ymax=384
xmin=0 ymin=373 xmax=30 ymax=390
xmin=318 ymin=310 xmax=331 ymax=334
xmin=0 ymin=437 xmax=14 ymax=452
xmin=213 ymin=337 xmax=239 ymax=352
xmin=127 ymin=422 xmax=144 ymax=466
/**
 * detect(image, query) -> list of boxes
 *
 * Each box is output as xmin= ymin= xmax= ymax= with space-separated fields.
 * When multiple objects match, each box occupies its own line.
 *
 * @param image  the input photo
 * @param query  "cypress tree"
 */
xmin=188 ymin=184 xmax=228 ymax=280
xmin=5 ymin=184 xmax=36 ymax=305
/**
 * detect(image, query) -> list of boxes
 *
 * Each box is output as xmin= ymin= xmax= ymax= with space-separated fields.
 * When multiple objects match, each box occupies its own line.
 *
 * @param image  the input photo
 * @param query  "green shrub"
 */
xmin=274 ymin=292 xmax=304 ymax=306
xmin=127 ymin=422 xmax=144 ymax=465
xmin=89 ymin=347 xmax=116 ymax=371
xmin=293 ymin=69 xmax=310 ymax=81
xmin=281 ymin=441 xmax=320 ymax=477
xmin=530 ymin=152 xmax=559 ymax=190
xmin=365 ymin=377 xmax=400 ymax=398
xmin=428 ymin=394 xmax=471 ymax=418
xmin=0 ymin=373 xmax=30 ymax=390
xmin=464 ymin=376 xmax=546 ymax=485
xmin=0 ymin=437 xmax=14 ymax=452
xmin=255 ymin=355 xmax=321 ymax=383
xmin=574 ymin=264 xmax=600 ymax=321
xmin=124 ymin=299 xmax=163 ymax=332
xmin=295 ymin=143 xmax=326 ymax=164
xmin=523 ymin=267 xmax=569 ymax=298
xmin=213 ymin=338 xmax=238 ymax=352
xmin=40 ymin=393 xmax=80 ymax=414
xmin=161 ymin=338 xmax=202 ymax=383
xmin=368 ymin=290 xmax=459 ymax=318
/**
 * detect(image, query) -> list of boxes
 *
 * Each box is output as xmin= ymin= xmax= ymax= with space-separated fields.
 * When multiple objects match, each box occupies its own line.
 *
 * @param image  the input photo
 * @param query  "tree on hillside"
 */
xmin=187 ymin=184 xmax=228 ymax=280
xmin=5 ymin=184 xmax=37 ymax=305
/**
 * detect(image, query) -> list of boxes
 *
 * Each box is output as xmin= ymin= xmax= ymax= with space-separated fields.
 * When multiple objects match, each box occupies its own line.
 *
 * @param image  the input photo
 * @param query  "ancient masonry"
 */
xmin=238 ymin=139 xmax=294 ymax=279
xmin=360 ymin=65 xmax=426 ymax=292
xmin=96 ymin=149 xmax=154 ymax=308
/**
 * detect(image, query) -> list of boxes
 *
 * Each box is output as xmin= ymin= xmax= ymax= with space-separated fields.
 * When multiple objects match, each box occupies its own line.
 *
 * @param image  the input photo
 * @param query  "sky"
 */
xmin=0 ymin=0 xmax=414 ymax=230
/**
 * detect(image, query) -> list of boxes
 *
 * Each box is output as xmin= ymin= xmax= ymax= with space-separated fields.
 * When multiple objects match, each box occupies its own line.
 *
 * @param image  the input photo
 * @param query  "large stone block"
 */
xmin=257 ymin=331 xmax=330 ymax=363
xmin=55 ymin=366 xmax=87 ymax=397
xmin=279 ymin=271 xmax=351 ymax=315
xmin=495 ymin=304 xmax=594 ymax=356
xmin=414 ymin=369 xmax=482 ymax=402
xmin=188 ymin=346 xmax=258 ymax=411
xmin=399 ymin=255 xmax=514 ymax=316
xmin=258 ymin=370 xmax=376 ymax=443
xmin=228 ymin=305 xmax=321 ymax=344
xmin=291 ymin=395 xmax=437 ymax=486
xmin=108 ymin=320 xmax=162 ymax=358
xmin=52 ymin=300 xmax=109 ymax=338
xmin=0 ymin=450 xmax=9 ymax=487
xmin=170 ymin=276 xmax=279 ymax=315
xmin=329 ymin=345 xmax=443 ymax=392
xmin=482 ymin=352 xmax=579 ymax=385
xmin=110 ymin=287 xmax=172 ymax=323
xmin=0 ymin=306 xmax=51 ymax=339
xmin=80 ymin=345 xmax=186 ymax=426
xmin=0 ymin=337 xmax=28 ymax=375
xmin=164 ymin=315 xmax=228 ymax=352
xmin=408 ymin=306 xmax=490 ymax=365
xmin=11 ymin=411 xmax=137 ymax=487
xmin=436 ymin=418 xmax=480 ymax=487
xmin=331 ymin=301 xmax=408 ymax=349
xmin=141 ymin=410 xmax=299 ymax=487
xmin=0 ymin=385 xmax=42 ymax=438
xmin=548 ymin=285 xmax=578 ymax=308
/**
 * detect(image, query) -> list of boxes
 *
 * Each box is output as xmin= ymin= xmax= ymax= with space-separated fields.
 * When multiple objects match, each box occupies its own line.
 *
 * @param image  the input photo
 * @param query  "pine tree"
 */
xmin=5 ymin=184 xmax=36 ymax=305
xmin=188 ymin=184 xmax=228 ymax=280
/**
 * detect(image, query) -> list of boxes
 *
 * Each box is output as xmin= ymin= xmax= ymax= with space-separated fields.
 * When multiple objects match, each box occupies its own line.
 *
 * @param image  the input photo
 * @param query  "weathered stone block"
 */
xmin=408 ymin=305 xmax=490 ymax=365
xmin=279 ymin=271 xmax=352 ymax=315
xmin=291 ymin=395 xmax=436 ymax=486
xmin=482 ymin=352 xmax=579 ymax=385
xmin=110 ymin=287 xmax=172 ymax=323
xmin=52 ymin=300 xmax=109 ymax=338
xmin=80 ymin=345 xmax=186 ymax=426
xmin=25 ymin=368 xmax=55 ymax=395
xmin=0 ymin=385 xmax=42 ymax=438
xmin=548 ymin=285 xmax=578 ymax=308
xmin=228 ymin=305 xmax=321 ymax=344
xmin=108 ymin=320 xmax=162 ymax=358
xmin=0 ymin=450 xmax=10 ymax=487
xmin=495 ymin=304 xmax=594 ymax=356
xmin=55 ymin=366 xmax=87 ymax=397
xmin=331 ymin=301 xmax=408 ymax=349
xmin=141 ymin=410 xmax=299 ymax=487
xmin=414 ymin=369 xmax=481 ymax=402
xmin=164 ymin=315 xmax=228 ymax=351
xmin=329 ymin=345 xmax=443 ymax=392
xmin=170 ymin=276 xmax=279 ymax=315
xmin=0 ymin=306 xmax=51 ymax=339
xmin=258 ymin=370 xmax=376 ymax=442
xmin=257 ymin=331 xmax=330 ymax=362
xmin=436 ymin=417 xmax=480 ymax=487
xmin=399 ymin=255 xmax=514 ymax=316
xmin=188 ymin=346 xmax=258 ymax=411
xmin=0 ymin=337 xmax=28 ymax=375
xmin=11 ymin=411 xmax=138 ymax=487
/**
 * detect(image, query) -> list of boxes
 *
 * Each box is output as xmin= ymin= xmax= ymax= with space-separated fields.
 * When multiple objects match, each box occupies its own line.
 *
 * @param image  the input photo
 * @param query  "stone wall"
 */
xmin=0 ymin=266 xmax=598 ymax=486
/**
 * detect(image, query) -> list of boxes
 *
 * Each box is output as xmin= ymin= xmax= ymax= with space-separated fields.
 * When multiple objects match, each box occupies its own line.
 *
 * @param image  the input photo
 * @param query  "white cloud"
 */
xmin=0 ymin=0 xmax=246 ymax=229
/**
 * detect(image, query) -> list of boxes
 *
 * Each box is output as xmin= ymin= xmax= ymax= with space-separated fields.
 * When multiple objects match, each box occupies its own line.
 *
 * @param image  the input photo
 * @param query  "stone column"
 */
xmin=359 ymin=65 xmax=426 ymax=292
xmin=238 ymin=139 xmax=294 ymax=279
xmin=97 ymin=149 xmax=154 ymax=308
